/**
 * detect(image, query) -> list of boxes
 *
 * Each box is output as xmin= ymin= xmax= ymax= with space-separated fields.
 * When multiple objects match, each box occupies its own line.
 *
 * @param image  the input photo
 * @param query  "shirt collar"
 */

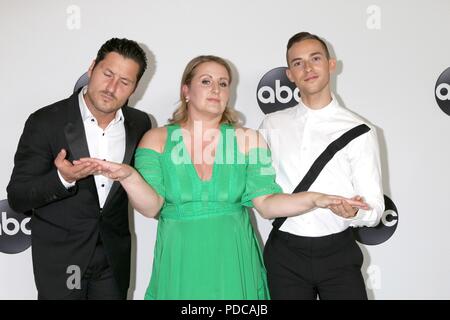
xmin=296 ymin=93 xmax=338 ymax=118
xmin=78 ymin=86 xmax=124 ymax=125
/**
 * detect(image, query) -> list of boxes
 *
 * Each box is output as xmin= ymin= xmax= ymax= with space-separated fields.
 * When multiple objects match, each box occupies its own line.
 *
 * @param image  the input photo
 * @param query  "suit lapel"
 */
xmin=103 ymin=108 xmax=138 ymax=210
xmin=64 ymin=95 xmax=91 ymax=160
xmin=122 ymin=111 xmax=138 ymax=166
xmin=64 ymin=92 xmax=99 ymax=202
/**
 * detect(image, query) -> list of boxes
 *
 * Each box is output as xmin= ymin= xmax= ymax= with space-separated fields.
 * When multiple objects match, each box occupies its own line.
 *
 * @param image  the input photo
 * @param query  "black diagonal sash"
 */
xmin=272 ymin=124 xmax=370 ymax=230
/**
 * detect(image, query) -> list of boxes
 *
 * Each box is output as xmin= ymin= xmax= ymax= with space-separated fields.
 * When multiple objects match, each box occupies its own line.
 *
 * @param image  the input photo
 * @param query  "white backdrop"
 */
xmin=1 ymin=0 xmax=449 ymax=299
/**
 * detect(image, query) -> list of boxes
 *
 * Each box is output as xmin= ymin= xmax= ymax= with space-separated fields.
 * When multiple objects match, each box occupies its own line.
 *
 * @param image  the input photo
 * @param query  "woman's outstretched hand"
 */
xmin=75 ymin=157 xmax=163 ymax=219
xmin=315 ymin=194 xmax=369 ymax=218
xmin=74 ymin=158 xmax=134 ymax=181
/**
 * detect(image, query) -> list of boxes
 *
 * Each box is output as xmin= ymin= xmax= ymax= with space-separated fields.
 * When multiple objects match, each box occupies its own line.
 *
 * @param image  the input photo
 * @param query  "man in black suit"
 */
xmin=7 ymin=38 xmax=152 ymax=300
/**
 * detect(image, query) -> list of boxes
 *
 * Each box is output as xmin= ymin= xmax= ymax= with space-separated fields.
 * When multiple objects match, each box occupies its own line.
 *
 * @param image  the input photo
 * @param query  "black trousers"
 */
xmin=264 ymin=228 xmax=367 ymax=300
xmin=38 ymin=237 xmax=125 ymax=300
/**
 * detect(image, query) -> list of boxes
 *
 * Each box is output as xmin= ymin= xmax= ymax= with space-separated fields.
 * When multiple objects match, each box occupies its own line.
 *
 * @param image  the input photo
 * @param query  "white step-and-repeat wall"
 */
xmin=1 ymin=0 xmax=449 ymax=299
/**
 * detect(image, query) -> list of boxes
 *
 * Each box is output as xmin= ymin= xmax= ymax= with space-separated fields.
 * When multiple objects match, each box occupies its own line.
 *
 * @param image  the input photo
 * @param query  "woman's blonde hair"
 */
xmin=168 ymin=55 xmax=240 ymax=125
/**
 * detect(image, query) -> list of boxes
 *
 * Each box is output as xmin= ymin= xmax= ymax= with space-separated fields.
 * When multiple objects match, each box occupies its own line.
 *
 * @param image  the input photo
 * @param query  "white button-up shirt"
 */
xmin=259 ymin=97 xmax=384 ymax=237
xmin=58 ymin=86 xmax=126 ymax=208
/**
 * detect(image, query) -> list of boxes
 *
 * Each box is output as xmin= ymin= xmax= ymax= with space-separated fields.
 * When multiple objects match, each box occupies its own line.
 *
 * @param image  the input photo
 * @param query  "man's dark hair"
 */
xmin=94 ymin=38 xmax=147 ymax=83
xmin=286 ymin=32 xmax=330 ymax=65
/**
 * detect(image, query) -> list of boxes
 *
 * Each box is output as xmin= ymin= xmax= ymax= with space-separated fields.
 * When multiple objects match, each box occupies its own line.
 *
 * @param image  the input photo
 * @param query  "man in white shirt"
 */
xmin=260 ymin=32 xmax=384 ymax=299
xmin=7 ymin=38 xmax=152 ymax=299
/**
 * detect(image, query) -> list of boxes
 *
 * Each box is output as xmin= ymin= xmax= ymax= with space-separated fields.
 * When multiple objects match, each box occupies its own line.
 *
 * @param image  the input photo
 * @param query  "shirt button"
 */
xmin=91 ymin=119 xmax=95 ymax=122
xmin=101 ymin=184 xmax=105 ymax=187
xmin=102 ymin=133 xmax=105 ymax=136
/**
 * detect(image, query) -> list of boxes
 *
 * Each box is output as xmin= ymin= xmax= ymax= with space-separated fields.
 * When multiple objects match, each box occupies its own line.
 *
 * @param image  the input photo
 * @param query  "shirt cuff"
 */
xmin=346 ymin=208 xmax=377 ymax=227
xmin=57 ymin=170 xmax=76 ymax=189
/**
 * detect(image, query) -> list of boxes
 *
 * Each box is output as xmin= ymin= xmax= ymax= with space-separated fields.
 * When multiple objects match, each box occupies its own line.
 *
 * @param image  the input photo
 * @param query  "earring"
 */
xmin=185 ymin=97 xmax=189 ymax=103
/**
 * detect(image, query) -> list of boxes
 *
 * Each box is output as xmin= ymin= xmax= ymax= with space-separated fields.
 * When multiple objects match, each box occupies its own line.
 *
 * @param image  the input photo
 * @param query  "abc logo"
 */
xmin=435 ymin=67 xmax=450 ymax=116
xmin=0 ymin=199 xmax=31 ymax=254
xmin=352 ymin=195 xmax=398 ymax=245
xmin=257 ymin=67 xmax=300 ymax=114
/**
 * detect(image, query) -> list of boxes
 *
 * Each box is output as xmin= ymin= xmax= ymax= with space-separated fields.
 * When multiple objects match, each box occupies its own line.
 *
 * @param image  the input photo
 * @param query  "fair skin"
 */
xmin=77 ymin=61 xmax=369 ymax=218
xmin=181 ymin=62 xmax=230 ymax=179
xmin=286 ymin=39 xmax=336 ymax=109
xmin=55 ymin=51 xmax=140 ymax=183
xmin=286 ymin=39 xmax=360 ymax=218
xmin=84 ymin=51 xmax=139 ymax=128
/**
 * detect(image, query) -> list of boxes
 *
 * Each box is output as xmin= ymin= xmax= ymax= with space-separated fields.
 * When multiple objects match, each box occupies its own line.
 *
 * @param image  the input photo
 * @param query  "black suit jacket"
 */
xmin=7 ymin=91 xmax=151 ymax=299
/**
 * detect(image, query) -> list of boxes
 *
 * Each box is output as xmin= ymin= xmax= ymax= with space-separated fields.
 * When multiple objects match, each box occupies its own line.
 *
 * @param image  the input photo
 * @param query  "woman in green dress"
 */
xmin=80 ymin=55 xmax=368 ymax=300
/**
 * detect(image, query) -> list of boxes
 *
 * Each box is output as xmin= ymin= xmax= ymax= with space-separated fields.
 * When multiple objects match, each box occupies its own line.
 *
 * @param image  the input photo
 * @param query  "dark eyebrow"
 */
xmin=290 ymin=51 xmax=324 ymax=65
xmin=105 ymin=68 xmax=135 ymax=84
xmin=290 ymin=57 xmax=303 ymax=65
xmin=199 ymin=74 xmax=229 ymax=82
xmin=120 ymin=76 xmax=134 ymax=84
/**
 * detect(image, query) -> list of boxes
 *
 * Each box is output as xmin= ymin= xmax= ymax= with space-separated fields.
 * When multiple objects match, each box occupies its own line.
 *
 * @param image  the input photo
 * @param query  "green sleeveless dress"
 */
xmin=134 ymin=123 xmax=282 ymax=300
